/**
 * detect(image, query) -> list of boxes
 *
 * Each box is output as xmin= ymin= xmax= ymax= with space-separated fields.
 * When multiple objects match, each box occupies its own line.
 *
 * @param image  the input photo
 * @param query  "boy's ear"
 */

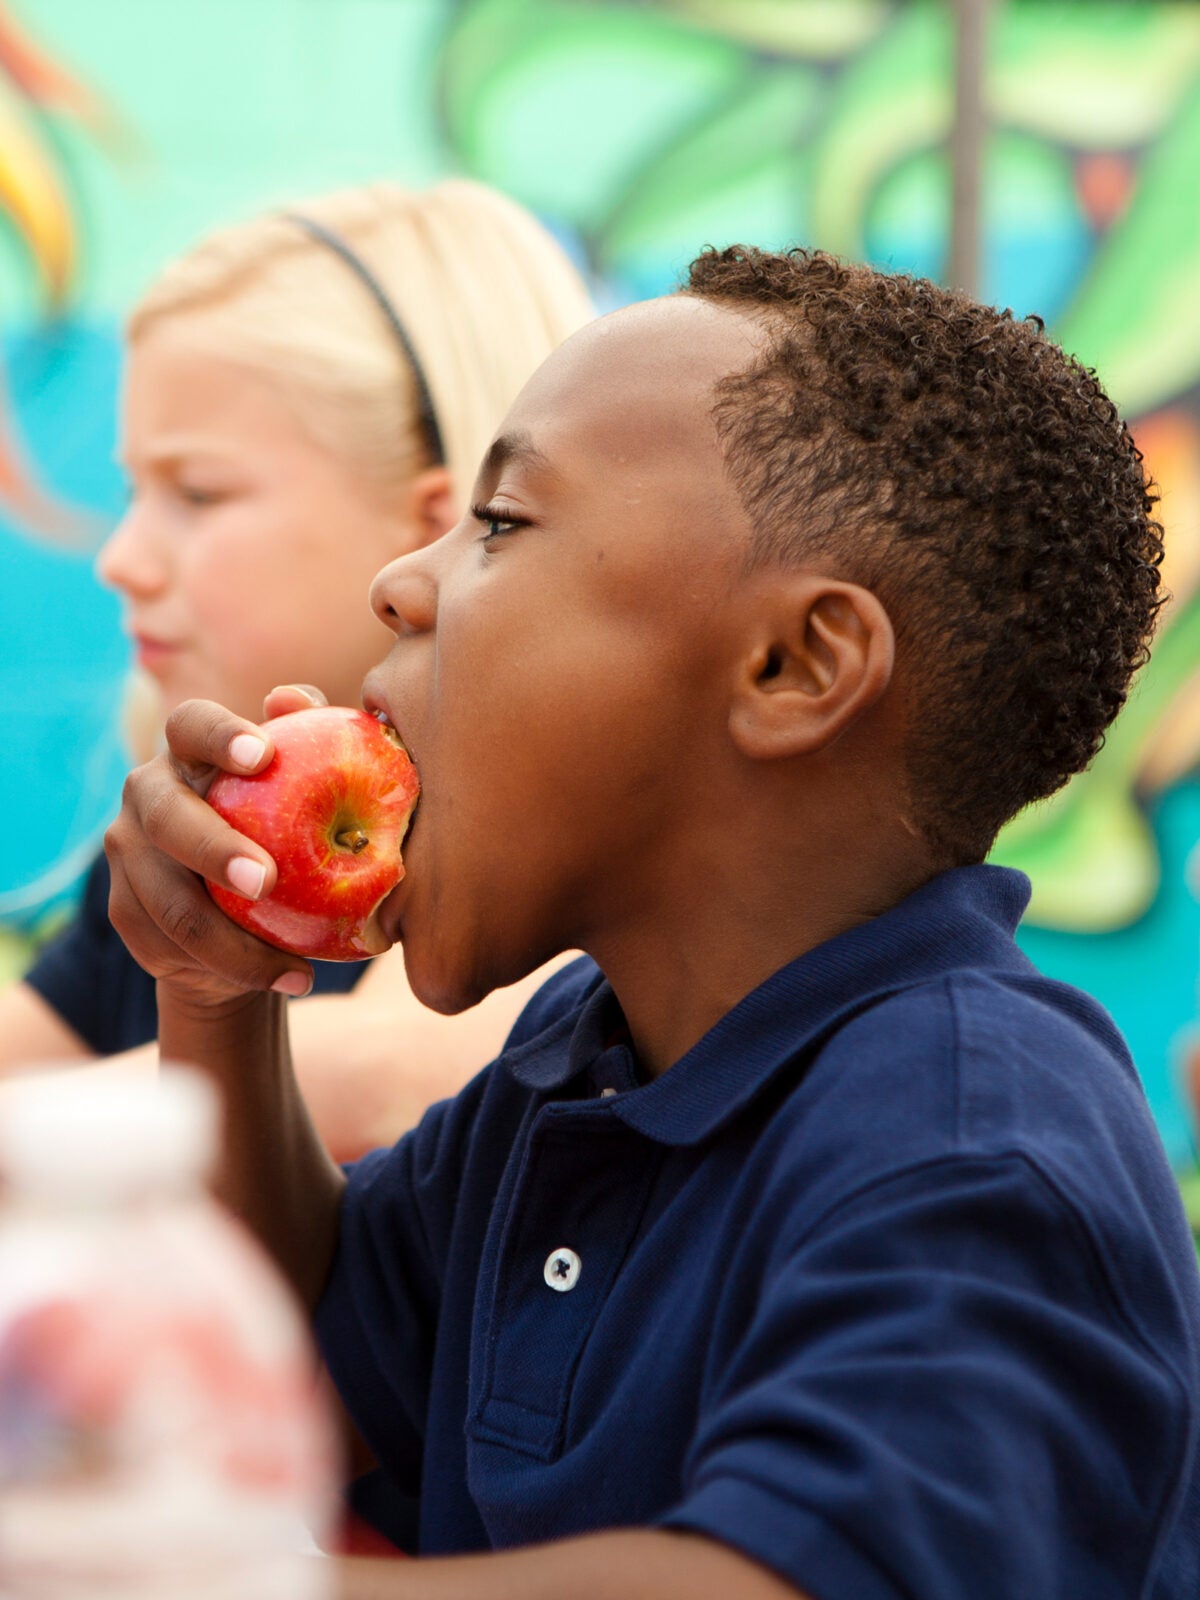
xmin=402 ymin=465 xmax=458 ymax=549
xmin=729 ymin=574 xmax=895 ymax=760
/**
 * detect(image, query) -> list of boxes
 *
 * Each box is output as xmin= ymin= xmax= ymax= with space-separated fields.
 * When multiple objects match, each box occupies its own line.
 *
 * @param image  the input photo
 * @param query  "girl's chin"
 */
xmin=163 ymin=682 xmax=255 ymax=719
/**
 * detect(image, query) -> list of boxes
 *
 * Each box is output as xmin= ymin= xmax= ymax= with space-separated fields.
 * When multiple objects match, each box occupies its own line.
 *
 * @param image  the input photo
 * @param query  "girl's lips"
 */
xmin=132 ymin=635 xmax=181 ymax=672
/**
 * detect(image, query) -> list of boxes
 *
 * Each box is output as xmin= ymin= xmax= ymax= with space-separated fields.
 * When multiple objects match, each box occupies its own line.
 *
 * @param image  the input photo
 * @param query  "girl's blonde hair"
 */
xmin=127 ymin=179 xmax=595 ymax=501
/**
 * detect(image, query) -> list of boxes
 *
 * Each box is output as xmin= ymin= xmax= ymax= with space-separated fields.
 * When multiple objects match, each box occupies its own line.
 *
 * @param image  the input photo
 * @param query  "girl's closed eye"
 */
xmin=177 ymin=482 xmax=228 ymax=508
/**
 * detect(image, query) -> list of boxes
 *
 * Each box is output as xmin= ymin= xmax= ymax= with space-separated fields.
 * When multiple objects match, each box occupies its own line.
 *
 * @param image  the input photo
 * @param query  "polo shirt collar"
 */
xmin=502 ymin=864 xmax=1032 ymax=1148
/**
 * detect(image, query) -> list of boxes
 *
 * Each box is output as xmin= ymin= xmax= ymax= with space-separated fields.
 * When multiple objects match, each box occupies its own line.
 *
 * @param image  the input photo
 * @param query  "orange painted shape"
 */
xmin=1076 ymin=152 xmax=1136 ymax=231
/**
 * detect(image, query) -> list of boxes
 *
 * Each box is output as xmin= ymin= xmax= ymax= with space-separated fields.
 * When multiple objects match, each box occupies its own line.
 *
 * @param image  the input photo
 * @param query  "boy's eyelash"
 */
xmin=470 ymin=502 xmax=529 ymax=538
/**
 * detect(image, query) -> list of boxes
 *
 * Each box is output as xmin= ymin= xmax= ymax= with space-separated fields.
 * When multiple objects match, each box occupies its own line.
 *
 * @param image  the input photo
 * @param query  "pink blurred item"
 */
xmin=0 ymin=1066 xmax=339 ymax=1597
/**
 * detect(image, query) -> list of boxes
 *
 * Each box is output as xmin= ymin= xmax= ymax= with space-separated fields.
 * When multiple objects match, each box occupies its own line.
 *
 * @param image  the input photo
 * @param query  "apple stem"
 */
xmin=335 ymin=828 xmax=370 ymax=854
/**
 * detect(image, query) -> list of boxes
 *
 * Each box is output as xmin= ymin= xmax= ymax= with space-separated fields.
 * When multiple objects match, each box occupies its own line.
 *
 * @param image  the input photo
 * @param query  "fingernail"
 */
xmin=229 ymin=733 xmax=267 ymax=769
xmin=227 ymin=856 xmax=266 ymax=900
xmin=271 ymin=971 xmax=312 ymax=998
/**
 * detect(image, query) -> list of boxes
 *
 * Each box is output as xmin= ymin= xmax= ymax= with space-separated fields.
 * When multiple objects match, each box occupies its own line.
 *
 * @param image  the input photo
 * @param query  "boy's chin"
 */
xmin=402 ymin=946 xmax=496 ymax=1018
xmin=405 ymin=936 xmax=548 ymax=1018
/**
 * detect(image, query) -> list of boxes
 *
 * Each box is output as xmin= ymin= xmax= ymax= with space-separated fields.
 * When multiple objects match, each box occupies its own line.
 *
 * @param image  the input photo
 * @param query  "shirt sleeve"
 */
xmin=660 ymin=1154 xmax=1191 ymax=1600
xmin=22 ymin=852 xmax=159 ymax=1054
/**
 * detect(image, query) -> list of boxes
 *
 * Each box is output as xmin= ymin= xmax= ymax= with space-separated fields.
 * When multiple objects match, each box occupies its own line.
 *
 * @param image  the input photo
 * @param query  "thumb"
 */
xmin=262 ymin=683 xmax=329 ymax=720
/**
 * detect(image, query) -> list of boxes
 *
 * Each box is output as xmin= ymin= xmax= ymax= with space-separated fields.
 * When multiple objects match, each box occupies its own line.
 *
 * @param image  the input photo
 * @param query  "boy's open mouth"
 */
xmin=369 ymin=703 xmax=421 ymax=843
xmin=371 ymin=704 xmax=408 ymax=753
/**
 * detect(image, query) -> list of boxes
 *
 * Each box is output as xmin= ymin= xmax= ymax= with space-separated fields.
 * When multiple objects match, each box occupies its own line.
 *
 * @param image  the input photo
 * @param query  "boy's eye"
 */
xmin=471 ymin=502 xmax=527 ymax=545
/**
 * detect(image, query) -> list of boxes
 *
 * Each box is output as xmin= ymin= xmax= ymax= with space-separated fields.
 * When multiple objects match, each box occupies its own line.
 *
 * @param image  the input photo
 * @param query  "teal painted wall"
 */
xmin=4 ymin=0 xmax=1200 ymax=1164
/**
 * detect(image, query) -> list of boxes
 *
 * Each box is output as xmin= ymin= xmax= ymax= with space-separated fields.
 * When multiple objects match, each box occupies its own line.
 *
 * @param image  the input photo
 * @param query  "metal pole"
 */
xmin=947 ymin=0 xmax=992 ymax=297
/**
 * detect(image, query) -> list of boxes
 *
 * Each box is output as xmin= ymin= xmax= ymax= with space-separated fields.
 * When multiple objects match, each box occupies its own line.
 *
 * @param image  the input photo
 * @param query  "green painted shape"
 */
xmin=806 ymin=1 xmax=1200 ymax=330
xmin=994 ymin=586 xmax=1200 ymax=931
xmin=0 ymin=928 xmax=35 ymax=989
xmin=990 ymin=0 xmax=1200 ymax=148
xmin=440 ymin=0 xmax=748 ymax=229
xmin=1178 ymin=1166 xmax=1200 ymax=1234
xmin=992 ymin=777 xmax=1159 ymax=933
xmin=1054 ymin=76 xmax=1200 ymax=416
xmin=664 ymin=0 xmax=894 ymax=60
xmin=808 ymin=1 xmax=951 ymax=259
xmin=604 ymin=144 xmax=817 ymax=292
xmin=867 ymin=146 xmax=947 ymax=249
xmin=603 ymin=65 xmax=822 ymax=274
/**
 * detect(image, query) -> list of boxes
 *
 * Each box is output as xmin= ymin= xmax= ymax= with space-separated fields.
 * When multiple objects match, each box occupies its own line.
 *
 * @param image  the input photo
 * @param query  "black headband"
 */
xmin=283 ymin=212 xmax=446 ymax=466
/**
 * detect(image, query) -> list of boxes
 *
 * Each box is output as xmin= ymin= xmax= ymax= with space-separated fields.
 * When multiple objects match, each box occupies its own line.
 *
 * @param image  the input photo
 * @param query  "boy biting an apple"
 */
xmin=104 ymin=247 xmax=1200 ymax=1600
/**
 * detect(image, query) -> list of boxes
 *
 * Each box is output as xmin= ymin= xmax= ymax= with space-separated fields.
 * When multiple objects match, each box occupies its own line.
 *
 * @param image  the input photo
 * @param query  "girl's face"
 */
xmin=99 ymin=320 xmax=421 ymax=721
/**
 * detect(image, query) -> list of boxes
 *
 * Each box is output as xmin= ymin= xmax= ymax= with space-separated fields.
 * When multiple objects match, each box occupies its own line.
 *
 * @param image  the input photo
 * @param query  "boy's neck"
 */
xmin=588 ymin=791 xmax=938 ymax=1080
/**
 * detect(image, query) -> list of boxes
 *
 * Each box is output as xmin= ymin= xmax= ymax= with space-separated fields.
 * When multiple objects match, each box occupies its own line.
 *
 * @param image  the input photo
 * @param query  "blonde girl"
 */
xmin=1 ymin=179 xmax=593 ymax=1159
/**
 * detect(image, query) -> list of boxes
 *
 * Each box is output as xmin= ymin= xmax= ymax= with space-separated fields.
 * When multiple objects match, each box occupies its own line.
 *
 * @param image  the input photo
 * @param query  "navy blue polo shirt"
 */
xmin=315 ymin=865 xmax=1200 ymax=1597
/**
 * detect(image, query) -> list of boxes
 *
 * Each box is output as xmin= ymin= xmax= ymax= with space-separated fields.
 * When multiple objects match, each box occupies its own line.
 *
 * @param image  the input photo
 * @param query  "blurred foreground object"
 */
xmin=0 ymin=1066 xmax=338 ymax=1598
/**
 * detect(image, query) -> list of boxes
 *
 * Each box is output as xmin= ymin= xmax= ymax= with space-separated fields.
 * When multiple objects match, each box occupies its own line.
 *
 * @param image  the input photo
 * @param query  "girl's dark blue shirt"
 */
xmin=25 ymin=853 xmax=365 ymax=1051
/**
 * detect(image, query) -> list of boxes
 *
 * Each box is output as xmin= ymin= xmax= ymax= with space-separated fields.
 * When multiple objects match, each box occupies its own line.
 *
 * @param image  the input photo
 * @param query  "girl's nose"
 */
xmin=95 ymin=503 xmax=168 ymax=600
xmin=370 ymin=549 xmax=438 ymax=637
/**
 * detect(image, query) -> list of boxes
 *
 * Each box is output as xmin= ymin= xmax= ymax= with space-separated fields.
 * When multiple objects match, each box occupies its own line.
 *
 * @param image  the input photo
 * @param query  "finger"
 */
xmin=262 ymin=683 xmax=328 ymax=720
xmin=106 ymin=833 xmax=312 ymax=999
xmin=164 ymin=698 xmax=276 ymax=791
xmin=116 ymin=760 xmax=279 ymax=903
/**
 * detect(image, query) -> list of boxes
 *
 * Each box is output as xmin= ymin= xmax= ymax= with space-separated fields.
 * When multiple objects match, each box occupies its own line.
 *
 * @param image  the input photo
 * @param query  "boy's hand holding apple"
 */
xmin=105 ymin=685 xmax=406 ymax=1008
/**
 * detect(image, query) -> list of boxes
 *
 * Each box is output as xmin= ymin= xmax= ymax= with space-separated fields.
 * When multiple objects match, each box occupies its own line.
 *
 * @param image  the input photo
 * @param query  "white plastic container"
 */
xmin=0 ymin=1066 xmax=338 ymax=1598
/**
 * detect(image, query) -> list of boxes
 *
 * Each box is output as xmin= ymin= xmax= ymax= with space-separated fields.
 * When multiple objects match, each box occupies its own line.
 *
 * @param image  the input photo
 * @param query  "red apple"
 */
xmin=204 ymin=706 xmax=419 ymax=961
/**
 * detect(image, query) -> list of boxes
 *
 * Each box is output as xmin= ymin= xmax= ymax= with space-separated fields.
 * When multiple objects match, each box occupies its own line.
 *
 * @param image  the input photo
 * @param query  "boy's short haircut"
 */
xmin=684 ymin=246 xmax=1165 ymax=866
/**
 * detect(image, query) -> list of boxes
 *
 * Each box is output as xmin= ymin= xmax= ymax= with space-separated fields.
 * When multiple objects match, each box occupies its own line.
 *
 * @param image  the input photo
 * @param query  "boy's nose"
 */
xmin=370 ymin=551 xmax=438 ymax=637
xmin=95 ymin=506 xmax=168 ymax=600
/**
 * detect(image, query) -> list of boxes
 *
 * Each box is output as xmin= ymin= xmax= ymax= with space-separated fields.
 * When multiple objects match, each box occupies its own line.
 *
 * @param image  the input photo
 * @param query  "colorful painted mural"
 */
xmin=3 ymin=0 xmax=1200 ymax=1163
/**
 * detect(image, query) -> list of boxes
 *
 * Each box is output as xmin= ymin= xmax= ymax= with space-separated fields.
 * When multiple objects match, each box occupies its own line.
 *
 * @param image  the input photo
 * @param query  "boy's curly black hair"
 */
xmin=685 ymin=245 xmax=1165 ymax=866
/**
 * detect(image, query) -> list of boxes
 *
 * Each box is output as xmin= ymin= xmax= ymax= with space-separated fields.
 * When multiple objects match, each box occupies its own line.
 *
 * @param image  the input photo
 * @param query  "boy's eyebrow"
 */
xmin=479 ymin=430 xmax=559 ymax=485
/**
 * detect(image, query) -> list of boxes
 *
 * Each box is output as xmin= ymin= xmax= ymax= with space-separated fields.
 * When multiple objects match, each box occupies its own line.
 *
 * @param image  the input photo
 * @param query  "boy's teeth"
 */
xmin=373 ymin=707 xmax=408 ymax=754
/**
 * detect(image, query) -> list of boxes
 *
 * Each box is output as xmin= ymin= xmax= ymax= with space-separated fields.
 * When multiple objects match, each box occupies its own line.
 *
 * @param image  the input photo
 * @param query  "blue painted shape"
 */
xmin=0 ymin=320 xmax=131 ymax=930
xmin=864 ymin=134 xmax=1092 ymax=323
xmin=983 ymin=226 xmax=1093 ymax=326
xmin=1018 ymin=779 xmax=1200 ymax=1171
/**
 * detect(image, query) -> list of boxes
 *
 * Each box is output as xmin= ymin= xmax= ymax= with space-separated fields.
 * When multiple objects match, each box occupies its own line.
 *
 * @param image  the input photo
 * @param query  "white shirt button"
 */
xmin=544 ymin=1247 xmax=582 ymax=1292
xmin=599 ymin=1087 xmax=618 ymax=1099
